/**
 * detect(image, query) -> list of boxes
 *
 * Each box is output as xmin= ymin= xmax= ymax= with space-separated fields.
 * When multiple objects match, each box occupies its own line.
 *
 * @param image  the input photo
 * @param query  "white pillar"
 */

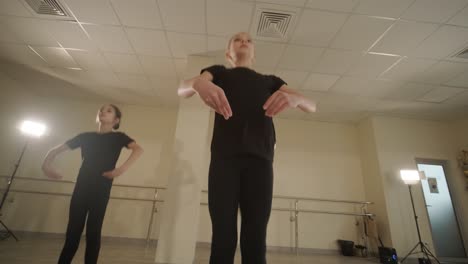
xmin=155 ymin=56 xmax=214 ymax=264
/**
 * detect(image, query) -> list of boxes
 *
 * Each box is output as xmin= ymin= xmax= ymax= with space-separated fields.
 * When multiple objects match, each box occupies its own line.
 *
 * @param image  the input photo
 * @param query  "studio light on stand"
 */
xmin=0 ymin=120 xmax=46 ymax=241
xmin=399 ymin=170 xmax=440 ymax=264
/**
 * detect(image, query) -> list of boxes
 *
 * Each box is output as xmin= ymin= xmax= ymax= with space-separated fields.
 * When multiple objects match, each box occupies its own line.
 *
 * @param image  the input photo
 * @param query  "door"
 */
xmin=417 ymin=162 xmax=466 ymax=258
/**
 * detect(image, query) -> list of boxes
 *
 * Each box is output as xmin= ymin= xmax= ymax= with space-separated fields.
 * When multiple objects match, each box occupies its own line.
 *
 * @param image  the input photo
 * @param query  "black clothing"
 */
xmin=58 ymin=132 xmax=134 ymax=264
xmin=201 ymin=65 xmax=286 ymax=161
xmin=208 ymin=155 xmax=273 ymax=264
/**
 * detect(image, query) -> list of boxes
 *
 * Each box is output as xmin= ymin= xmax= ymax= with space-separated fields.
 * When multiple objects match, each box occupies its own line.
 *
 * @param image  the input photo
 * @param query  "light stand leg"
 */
xmin=401 ymin=185 xmax=440 ymax=264
xmin=0 ymin=140 xmax=28 ymax=242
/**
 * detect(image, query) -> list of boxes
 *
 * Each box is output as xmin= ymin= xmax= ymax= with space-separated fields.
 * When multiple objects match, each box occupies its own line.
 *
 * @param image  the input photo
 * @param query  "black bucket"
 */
xmin=337 ymin=239 xmax=355 ymax=256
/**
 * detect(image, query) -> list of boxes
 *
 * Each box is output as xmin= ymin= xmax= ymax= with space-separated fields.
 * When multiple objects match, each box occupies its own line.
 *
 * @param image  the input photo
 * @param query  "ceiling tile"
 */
xmin=82 ymin=70 xmax=120 ymax=87
xmin=207 ymin=0 xmax=254 ymax=37
xmin=0 ymin=43 xmax=47 ymax=66
xmin=138 ymin=55 xmax=177 ymax=76
xmin=370 ymin=20 xmax=438 ymax=56
xmin=330 ymin=76 xmax=401 ymax=97
xmin=384 ymin=82 xmax=437 ymax=101
xmin=412 ymin=25 xmax=468 ymax=59
xmin=104 ymin=53 xmax=144 ymax=74
xmin=208 ymin=36 xmax=228 ymax=52
xmin=158 ymin=0 xmax=205 ymax=34
xmin=149 ymin=74 xmax=180 ymax=105
xmin=330 ymin=15 xmax=394 ymax=51
xmin=2 ymin=17 xmax=59 ymax=47
xmin=445 ymin=70 xmax=468 ymax=87
xmin=306 ymin=0 xmax=359 ymax=12
xmin=0 ymin=0 xmax=31 ymax=16
xmin=166 ymin=32 xmax=207 ymax=58
xmin=254 ymin=41 xmax=285 ymax=67
xmin=381 ymin=57 xmax=437 ymax=81
xmin=63 ymin=0 xmax=120 ymax=25
xmin=346 ymin=53 xmax=400 ymax=78
xmin=32 ymin=47 xmax=79 ymax=68
xmin=291 ymin=10 xmax=348 ymax=47
xmin=116 ymin=73 xmax=153 ymax=93
xmin=110 ymin=0 xmax=163 ymax=29
xmin=401 ymin=0 xmax=468 ymax=23
xmin=417 ymin=86 xmax=466 ymax=103
xmin=68 ymin=50 xmax=111 ymax=70
xmin=274 ymin=70 xmax=309 ymax=88
xmin=84 ymin=25 xmax=133 ymax=53
xmin=126 ymin=28 xmax=171 ymax=56
xmin=354 ymin=0 xmax=413 ymax=18
xmin=0 ymin=18 xmax=22 ymax=44
xmin=413 ymin=61 xmax=468 ymax=85
xmin=43 ymin=21 xmax=97 ymax=51
xmin=278 ymin=45 xmax=324 ymax=71
xmin=388 ymin=101 xmax=445 ymax=117
xmin=312 ymin=49 xmax=362 ymax=74
xmin=443 ymin=90 xmax=468 ymax=105
xmin=174 ymin=58 xmax=187 ymax=78
xmin=258 ymin=0 xmax=307 ymax=7
xmin=302 ymin=73 xmax=340 ymax=91
xmin=448 ymin=5 xmax=468 ymax=27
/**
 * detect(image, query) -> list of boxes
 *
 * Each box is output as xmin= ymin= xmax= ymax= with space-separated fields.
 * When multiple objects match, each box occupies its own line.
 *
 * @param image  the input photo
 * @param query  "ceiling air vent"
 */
xmin=24 ymin=0 xmax=69 ymax=17
xmin=251 ymin=4 xmax=298 ymax=42
xmin=257 ymin=11 xmax=292 ymax=38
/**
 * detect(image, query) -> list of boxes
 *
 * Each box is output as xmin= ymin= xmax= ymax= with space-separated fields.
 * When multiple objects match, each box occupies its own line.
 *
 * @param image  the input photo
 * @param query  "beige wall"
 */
xmin=449 ymin=119 xmax=468 ymax=249
xmin=357 ymin=118 xmax=393 ymax=247
xmin=364 ymin=116 xmax=468 ymax=256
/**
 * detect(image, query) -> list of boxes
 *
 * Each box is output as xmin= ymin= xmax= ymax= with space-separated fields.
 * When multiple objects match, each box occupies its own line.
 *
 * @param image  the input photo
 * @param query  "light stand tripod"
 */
xmin=0 ymin=140 xmax=28 ymax=241
xmin=400 ymin=185 xmax=440 ymax=264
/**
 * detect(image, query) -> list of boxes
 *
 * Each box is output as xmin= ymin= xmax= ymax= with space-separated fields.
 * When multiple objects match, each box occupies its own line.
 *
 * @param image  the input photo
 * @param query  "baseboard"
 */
xmin=4 ymin=231 xmax=340 ymax=256
xmin=195 ymin=241 xmax=339 ymax=255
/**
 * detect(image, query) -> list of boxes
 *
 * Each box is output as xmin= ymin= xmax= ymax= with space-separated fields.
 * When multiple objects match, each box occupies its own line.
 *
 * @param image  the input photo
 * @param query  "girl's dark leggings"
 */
xmin=58 ymin=186 xmax=109 ymax=264
xmin=208 ymin=154 xmax=273 ymax=264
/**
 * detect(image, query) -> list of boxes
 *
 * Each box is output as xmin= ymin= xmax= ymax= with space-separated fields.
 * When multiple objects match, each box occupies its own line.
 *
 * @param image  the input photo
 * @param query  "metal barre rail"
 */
xmin=199 ymin=202 xmax=374 ymax=217
xmin=2 ymin=176 xmax=374 ymax=253
xmin=0 ymin=175 xmax=167 ymax=190
xmin=4 ymin=189 xmax=164 ymax=203
xmin=201 ymin=190 xmax=373 ymax=205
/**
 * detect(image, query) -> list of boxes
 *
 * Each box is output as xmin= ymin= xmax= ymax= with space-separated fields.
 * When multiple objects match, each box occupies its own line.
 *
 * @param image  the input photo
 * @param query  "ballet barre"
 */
xmin=200 ymin=190 xmax=374 ymax=256
xmin=1 ymin=175 xmax=375 ymax=254
xmin=0 ymin=175 xmax=165 ymax=243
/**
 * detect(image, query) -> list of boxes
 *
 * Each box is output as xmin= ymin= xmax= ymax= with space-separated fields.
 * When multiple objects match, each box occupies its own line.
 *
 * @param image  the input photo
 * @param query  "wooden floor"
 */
xmin=0 ymin=234 xmax=381 ymax=264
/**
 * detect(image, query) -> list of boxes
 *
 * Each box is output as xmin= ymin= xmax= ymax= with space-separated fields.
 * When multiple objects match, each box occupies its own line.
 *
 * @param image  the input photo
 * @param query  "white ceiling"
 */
xmin=0 ymin=0 xmax=468 ymax=123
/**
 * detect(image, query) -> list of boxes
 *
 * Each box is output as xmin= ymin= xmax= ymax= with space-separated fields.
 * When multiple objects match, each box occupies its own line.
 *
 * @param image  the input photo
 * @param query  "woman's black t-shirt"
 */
xmin=201 ymin=65 xmax=286 ymax=161
xmin=66 ymin=132 xmax=134 ymax=192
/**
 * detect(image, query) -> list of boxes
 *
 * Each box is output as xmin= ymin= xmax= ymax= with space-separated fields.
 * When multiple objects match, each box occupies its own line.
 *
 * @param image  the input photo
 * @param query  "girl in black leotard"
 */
xmin=42 ymin=104 xmax=143 ymax=264
xmin=178 ymin=32 xmax=316 ymax=264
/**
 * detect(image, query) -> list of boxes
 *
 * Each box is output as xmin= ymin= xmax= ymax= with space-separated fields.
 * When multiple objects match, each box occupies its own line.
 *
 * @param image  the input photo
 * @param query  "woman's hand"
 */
xmin=102 ymin=167 xmax=124 ymax=179
xmin=195 ymin=83 xmax=232 ymax=120
xmin=263 ymin=90 xmax=303 ymax=117
xmin=264 ymin=86 xmax=316 ymax=116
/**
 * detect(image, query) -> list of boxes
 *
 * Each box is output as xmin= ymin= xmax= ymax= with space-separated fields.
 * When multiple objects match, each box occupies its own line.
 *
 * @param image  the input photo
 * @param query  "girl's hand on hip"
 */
xmin=44 ymin=169 xmax=64 ymax=180
xmin=102 ymin=167 xmax=124 ymax=179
